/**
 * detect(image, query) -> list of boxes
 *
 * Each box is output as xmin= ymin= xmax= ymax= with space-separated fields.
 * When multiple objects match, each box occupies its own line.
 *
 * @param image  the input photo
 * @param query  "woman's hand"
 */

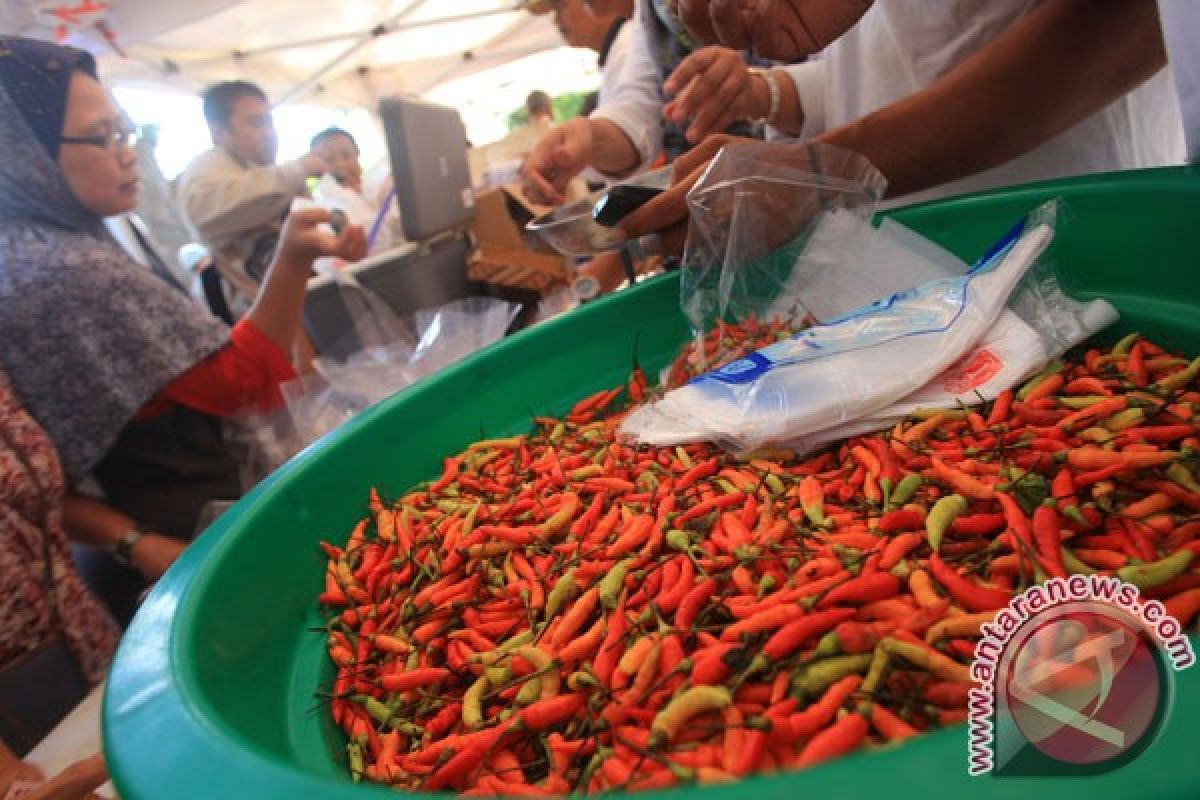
xmin=274 ymin=208 xmax=367 ymax=273
xmin=9 ymin=753 xmax=106 ymax=800
xmin=129 ymin=534 xmax=186 ymax=582
xmin=664 ymin=47 xmax=768 ymax=144
xmin=1 ymin=756 xmax=44 ymax=799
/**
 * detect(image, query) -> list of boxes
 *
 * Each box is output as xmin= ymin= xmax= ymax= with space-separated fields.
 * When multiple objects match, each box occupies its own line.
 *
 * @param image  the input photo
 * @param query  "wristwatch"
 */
xmin=748 ymin=67 xmax=781 ymax=125
xmin=112 ymin=528 xmax=145 ymax=568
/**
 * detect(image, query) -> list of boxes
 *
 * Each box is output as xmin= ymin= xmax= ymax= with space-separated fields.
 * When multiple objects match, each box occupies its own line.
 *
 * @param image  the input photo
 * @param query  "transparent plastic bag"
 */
xmin=671 ymin=141 xmax=887 ymax=380
xmin=623 ymin=201 xmax=1062 ymax=452
xmin=282 ymin=295 xmax=519 ymax=451
xmin=407 ymin=298 xmax=521 ymax=380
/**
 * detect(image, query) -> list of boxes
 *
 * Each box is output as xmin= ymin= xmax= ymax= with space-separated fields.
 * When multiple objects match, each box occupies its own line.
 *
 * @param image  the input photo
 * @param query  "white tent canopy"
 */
xmin=2 ymin=1 xmax=597 ymax=139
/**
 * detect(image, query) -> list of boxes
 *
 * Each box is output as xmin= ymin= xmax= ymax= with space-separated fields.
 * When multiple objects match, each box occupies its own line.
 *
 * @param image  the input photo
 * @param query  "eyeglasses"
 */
xmin=59 ymin=127 xmax=139 ymax=153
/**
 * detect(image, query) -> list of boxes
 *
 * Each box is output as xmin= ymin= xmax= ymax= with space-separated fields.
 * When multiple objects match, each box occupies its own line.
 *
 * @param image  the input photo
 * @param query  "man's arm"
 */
xmin=589 ymin=11 xmax=665 ymax=172
xmin=179 ymin=153 xmax=320 ymax=245
xmin=822 ymin=0 xmax=1168 ymax=198
xmin=522 ymin=14 xmax=663 ymax=203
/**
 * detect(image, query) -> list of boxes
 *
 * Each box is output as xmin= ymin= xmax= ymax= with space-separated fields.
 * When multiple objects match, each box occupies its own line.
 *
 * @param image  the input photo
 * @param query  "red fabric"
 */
xmin=138 ymin=320 xmax=296 ymax=419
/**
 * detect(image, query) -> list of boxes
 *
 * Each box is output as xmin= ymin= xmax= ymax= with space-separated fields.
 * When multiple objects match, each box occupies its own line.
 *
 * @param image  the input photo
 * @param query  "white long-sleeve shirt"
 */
xmin=589 ymin=10 xmax=665 ymax=169
xmin=1157 ymin=0 xmax=1200 ymax=162
xmin=778 ymin=0 xmax=1185 ymax=206
xmin=177 ymin=147 xmax=310 ymax=297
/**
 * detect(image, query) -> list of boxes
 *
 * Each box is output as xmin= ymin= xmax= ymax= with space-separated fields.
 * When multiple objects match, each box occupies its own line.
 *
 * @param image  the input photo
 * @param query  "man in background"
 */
xmin=178 ymin=80 xmax=328 ymax=305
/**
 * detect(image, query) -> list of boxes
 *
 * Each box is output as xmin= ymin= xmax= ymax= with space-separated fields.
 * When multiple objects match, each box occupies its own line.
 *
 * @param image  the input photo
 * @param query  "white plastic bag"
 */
xmin=788 ymin=298 xmax=1119 ymax=453
xmin=622 ymin=203 xmax=1059 ymax=451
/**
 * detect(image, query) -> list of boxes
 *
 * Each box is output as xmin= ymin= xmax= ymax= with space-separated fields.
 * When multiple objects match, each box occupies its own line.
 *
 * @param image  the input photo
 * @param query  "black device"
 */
xmin=591 ymin=184 xmax=663 ymax=227
xmin=328 ymin=208 xmax=348 ymax=236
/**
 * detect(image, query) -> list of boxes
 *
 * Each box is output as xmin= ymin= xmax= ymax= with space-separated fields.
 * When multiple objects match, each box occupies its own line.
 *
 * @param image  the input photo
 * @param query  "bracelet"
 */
xmin=111 ymin=528 xmax=145 ymax=568
xmin=748 ymin=67 xmax=781 ymax=126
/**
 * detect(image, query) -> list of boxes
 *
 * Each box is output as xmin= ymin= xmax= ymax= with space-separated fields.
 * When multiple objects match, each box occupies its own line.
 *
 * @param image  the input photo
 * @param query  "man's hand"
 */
xmin=275 ymin=208 xmax=367 ymax=272
xmin=675 ymin=0 xmax=874 ymax=60
xmin=129 ymin=534 xmax=186 ymax=582
xmin=617 ymin=134 xmax=751 ymax=255
xmin=664 ymin=47 xmax=768 ymax=144
xmin=299 ymin=150 xmax=330 ymax=179
xmin=520 ymin=118 xmax=595 ymax=206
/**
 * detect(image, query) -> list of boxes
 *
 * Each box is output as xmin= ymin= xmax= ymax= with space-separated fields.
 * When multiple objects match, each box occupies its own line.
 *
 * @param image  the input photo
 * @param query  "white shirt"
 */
xmin=1157 ymin=0 xmax=1200 ymax=162
xmin=177 ymin=147 xmax=310 ymax=299
xmin=589 ymin=11 xmax=665 ymax=169
xmin=781 ymin=0 xmax=1186 ymax=206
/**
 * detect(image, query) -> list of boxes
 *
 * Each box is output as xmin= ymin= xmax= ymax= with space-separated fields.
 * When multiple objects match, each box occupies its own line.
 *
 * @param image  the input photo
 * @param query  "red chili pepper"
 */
xmin=987 ymin=389 xmax=1014 ymax=426
xmin=517 ymin=693 xmax=586 ymax=731
xmin=950 ymin=512 xmax=1006 ymax=537
xmin=655 ymin=556 xmax=695 ymax=613
xmin=928 ymin=553 xmax=1012 ymax=612
xmin=1032 ymin=506 xmax=1067 ymax=579
xmin=817 ymin=572 xmax=900 ymax=609
xmin=878 ymin=509 xmax=925 ymax=534
xmin=675 ymin=577 xmax=719 ymax=629
xmin=762 ymin=608 xmax=856 ymax=661
xmin=795 ymin=710 xmax=869 ymax=767
xmin=995 ymin=493 xmax=1034 ymax=553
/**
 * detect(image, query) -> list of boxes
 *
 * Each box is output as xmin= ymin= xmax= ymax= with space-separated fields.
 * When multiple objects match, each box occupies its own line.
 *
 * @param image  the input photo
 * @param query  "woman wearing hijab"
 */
xmin=0 ymin=37 xmax=366 ymax=618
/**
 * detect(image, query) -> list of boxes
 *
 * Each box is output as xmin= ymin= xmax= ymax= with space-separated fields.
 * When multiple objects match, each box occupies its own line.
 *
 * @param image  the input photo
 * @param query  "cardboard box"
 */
xmin=468 ymin=187 xmax=568 ymax=294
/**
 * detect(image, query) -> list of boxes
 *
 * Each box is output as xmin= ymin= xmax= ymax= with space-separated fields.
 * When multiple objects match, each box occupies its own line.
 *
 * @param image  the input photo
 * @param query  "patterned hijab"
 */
xmin=0 ymin=36 xmax=231 ymax=482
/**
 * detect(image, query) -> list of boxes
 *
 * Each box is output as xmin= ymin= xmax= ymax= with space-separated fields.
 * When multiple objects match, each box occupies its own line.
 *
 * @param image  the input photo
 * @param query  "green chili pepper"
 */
xmin=861 ymin=645 xmax=890 ymax=695
xmin=666 ymin=529 xmax=693 ymax=552
xmin=515 ymin=675 xmax=542 ymax=706
xmin=578 ymin=747 xmax=613 ymax=790
xmin=1058 ymin=395 xmax=1111 ymax=410
xmin=486 ymin=666 xmax=512 ymax=686
xmin=1061 ymin=505 xmax=1088 ymax=527
xmin=545 ymin=569 xmax=579 ymax=620
xmin=1112 ymin=331 xmax=1140 ymax=356
xmin=1156 ymin=356 xmax=1200 ymax=391
xmin=792 ymin=653 xmax=873 ymax=696
xmin=462 ymin=675 xmax=489 ymax=729
xmin=889 ymin=474 xmax=922 ymax=509
xmin=1117 ymin=550 xmax=1195 ymax=590
xmin=1167 ymin=463 xmax=1200 ymax=494
xmin=715 ymin=478 xmax=739 ymax=495
xmin=925 ymin=494 xmax=968 ymax=552
xmin=347 ymin=737 xmax=365 ymax=783
xmin=599 ymin=558 xmax=635 ymax=610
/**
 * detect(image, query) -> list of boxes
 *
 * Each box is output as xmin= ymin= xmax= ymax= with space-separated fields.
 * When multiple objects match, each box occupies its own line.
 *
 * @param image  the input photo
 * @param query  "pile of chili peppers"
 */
xmin=318 ymin=331 xmax=1200 ymax=794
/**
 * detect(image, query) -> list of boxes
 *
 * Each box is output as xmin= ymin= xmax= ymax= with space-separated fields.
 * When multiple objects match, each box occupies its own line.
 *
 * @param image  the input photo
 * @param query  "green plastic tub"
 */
xmin=105 ymin=167 xmax=1200 ymax=798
